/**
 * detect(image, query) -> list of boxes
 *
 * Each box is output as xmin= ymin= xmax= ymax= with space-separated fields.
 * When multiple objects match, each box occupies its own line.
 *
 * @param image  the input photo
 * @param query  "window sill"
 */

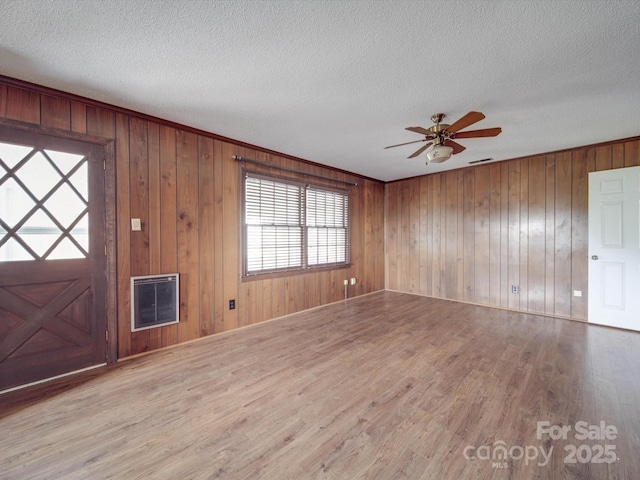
xmin=241 ymin=263 xmax=351 ymax=282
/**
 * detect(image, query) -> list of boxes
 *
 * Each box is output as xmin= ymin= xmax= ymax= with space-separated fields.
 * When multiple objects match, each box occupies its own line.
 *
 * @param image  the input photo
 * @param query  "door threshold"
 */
xmin=0 ymin=363 xmax=107 ymax=396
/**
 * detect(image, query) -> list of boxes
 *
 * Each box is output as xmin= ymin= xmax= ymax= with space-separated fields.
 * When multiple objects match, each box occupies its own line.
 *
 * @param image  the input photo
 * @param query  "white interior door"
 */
xmin=588 ymin=166 xmax=640 ymax=331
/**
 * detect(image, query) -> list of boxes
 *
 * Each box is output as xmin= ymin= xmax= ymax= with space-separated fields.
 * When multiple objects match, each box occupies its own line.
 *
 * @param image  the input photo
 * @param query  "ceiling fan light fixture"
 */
xmin=426 ymin=145 xmax=453 ymax=163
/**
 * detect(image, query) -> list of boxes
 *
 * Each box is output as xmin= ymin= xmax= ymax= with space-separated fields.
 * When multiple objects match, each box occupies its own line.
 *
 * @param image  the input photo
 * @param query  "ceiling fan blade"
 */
xmin=447 ymin=140 xmax=466 ymax=155
xmin=405 ymin=126 xmax=436 ymax=137
xmin=408 ymin=142 xmax=432 ymax=159
xmin=384 ymin=138 xmax=429 ymax=149
xmin=454 ymin=127 xmax=502 ymax=139
xmin=445 ymin=111 xmax=485 ymax=134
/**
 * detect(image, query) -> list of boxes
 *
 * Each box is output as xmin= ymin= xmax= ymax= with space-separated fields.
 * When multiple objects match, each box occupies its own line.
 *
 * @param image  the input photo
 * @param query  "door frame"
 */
xmin=0 ymin=118 xmax=118 ymax=364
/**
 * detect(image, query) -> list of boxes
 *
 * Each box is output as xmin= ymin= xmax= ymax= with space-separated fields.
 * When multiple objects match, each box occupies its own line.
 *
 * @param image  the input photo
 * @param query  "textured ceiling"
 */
xmin=1 ymin=0 xmax=639 ymax=181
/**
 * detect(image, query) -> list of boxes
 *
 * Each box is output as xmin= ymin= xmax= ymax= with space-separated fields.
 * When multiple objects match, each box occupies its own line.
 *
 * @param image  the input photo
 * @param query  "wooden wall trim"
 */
xmin=103 ymin=140 xmax=118 ymax=363
xmin=0 ymin=117 xmax=114 ymax=145
xmin=0 ymin=75 xmax=381 ymax=184
xmin=387 ymin=134 xmax=640 ymax=185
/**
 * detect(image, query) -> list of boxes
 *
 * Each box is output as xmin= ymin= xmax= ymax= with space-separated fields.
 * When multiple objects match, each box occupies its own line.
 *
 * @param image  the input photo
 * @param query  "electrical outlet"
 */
xmin=512 ymin=285 xmax=519 ymax=294
xmin=350 ymin=277 xmax=356 ymax=285
xmin=343 ymin=279 xmax=349 ymax=286
xmin=573 ymin=290 xmax=582 ymax=297
xmin=229 ymin=299 xmax=235 ymax=310
xmin=131 ymin=218 xmax=141 ymax=231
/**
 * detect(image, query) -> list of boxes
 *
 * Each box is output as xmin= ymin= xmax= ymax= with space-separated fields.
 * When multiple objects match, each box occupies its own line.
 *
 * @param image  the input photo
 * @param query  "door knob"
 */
xmin=591 ymin=255 xmax=599 ymax=260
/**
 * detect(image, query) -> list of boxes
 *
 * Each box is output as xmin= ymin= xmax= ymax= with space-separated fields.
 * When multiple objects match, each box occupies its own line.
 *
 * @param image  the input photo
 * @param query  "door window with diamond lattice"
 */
xmin=0 ymin=141 xmax=89 ymax=261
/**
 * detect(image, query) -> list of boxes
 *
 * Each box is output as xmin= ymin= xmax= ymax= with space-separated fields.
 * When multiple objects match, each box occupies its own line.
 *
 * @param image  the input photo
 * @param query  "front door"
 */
xmin=0 ymin=128 xmax=107 ymax=391
xmin=588 ymin=166 xmax=640 ymax=331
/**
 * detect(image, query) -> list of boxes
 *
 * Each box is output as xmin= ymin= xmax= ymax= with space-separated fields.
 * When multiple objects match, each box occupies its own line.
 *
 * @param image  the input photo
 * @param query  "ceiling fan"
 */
xmin=385 ymin=111 xmax=502 ymax=163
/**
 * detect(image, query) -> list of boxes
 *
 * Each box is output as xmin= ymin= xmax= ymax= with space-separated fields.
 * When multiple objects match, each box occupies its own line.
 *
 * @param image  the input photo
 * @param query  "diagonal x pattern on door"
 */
xmin=0 ymin=128 xmax=107 ymax=391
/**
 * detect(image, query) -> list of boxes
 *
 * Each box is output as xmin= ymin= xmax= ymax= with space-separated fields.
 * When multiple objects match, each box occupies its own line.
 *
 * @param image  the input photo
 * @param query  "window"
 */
xmin=0 ymin=141 xmax=89 ymax=262
xmin=243 ymin=172 xmax=350 ymax=276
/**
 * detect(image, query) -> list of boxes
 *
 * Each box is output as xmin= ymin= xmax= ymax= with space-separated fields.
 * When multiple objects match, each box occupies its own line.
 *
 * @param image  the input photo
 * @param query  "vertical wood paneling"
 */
xmin=425 ymin=175 xmax=434 ymax=296
xmin=365 ymin=180 xmax=379 ymax=294
xmin=158 ymin=125 xmax=178 ymax=346
xmin=474 ymin=166 xmax=490 ymax=305
xmin=272 ymin=277 xmax=285 ymax=319
xmin=456 ymin=171 xmax=464 ymax=299
xmin=294 ymin=274 xmax=305 ymax=313
xmin=322 ymin=272 xmax=334 ymax=304
xmin=519 ymin=160 xmax=529 ymax=312
xmin=3 ymin=86 xmax=40 ymax=124
xmin=40 ymin=95 xmax=70 ymax=130
xmin=212 ymin=139 xmax=224 ymax=333
xmin=431 ymin=175 xmax=442 ymax=296
xmin=444 ymin=172 xmax=457 ymax=299
xmin=489 ymin=164 xmax=501 ymax=306
xmin=554 ymin=152 xmax=572 ymax=318
xmin=351 ymin=175 xmax=364 ymax=296
xmin=261 ymin=278 xmax=273 ymax=322
xmin=221 ymin=142 xmax=239 ymax=331
xmin=198 ymin=136 xmax=215 ymax=336
xmin=527 ymin=156 xmax=545 ymax=313
xmin=462 ymin=169 xmax=474 ymax=302
xmin=129 ymin=117 xmax=150 ymax=277
xmin=285 ymin=278 xmax=295 ymax=315
xmin=409 ymin=178 xmax=420 ymax=293
xmin=595 ymin=145 xmax=612 ymax=171
xmin=624 ymin=140 xmax=639 ymax=167
xmin=8 ymin=74 xmax=635 ymax=355
xmin=385 ymin=182 xmax=398 ymax=290
xmin=570 ymin=149 xmax=591 ymax=320
xmin=508 ymin=161 xmax=521 ymax=311
xmin=129 ymin=117 xmax=151 ymax=354
xmin=363 ymin=180 xmax=374 ymax=294
xmin=499 ymin=162 xmax=509 ymax=308
xmin=0 ymin=85 xmax=7 ymax=116
xmin=544 ymin=156 xmax=556 ymax=315
xmin=70 ymin=102 xmax=87 ymax=134
xmin=612 ymin=143 xmax=625 ymax=169
xmin=384 ymin=137 xmax=639 ymax=321
xmin=115 ymin=113 xmax=131 ymax=358
xmin=399 ymin=180 xmax=410 ymax=292
xmin=86 ymin=106 xmax=115 ymax=138
xmin=373 ymin=182 xmax=383 ymax=294
xmin=148 ymin=123 xmax=161 ymax=274
xmin=0 ymin=79 xmax=385 ymax=360
xmin=176 ymin=130 xmax=200 ymax=341
xmin=418 ymin=176 xmax=429 ymax=295
xmin=147 ymin=123 xmax=162 ymax=350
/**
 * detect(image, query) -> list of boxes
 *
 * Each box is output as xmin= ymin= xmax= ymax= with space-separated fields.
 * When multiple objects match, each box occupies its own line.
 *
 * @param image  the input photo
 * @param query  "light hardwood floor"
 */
xmin=2 ymin=291 xmax=639 ymax=479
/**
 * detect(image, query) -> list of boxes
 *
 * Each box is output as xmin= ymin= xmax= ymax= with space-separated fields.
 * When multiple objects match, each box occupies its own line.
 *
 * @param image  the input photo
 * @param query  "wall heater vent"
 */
xmin=131 ymin=274 xmax=179 ymax=332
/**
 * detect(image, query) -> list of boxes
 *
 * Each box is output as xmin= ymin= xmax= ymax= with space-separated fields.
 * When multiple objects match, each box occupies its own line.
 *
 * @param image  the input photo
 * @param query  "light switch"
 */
xmin=131 ymin=218 xmax=142 ymax=231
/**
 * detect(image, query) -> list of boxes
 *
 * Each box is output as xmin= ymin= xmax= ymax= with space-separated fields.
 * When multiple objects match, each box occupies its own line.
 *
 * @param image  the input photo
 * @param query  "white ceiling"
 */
xmin=1 ymin=0 xmax=639 ymax=181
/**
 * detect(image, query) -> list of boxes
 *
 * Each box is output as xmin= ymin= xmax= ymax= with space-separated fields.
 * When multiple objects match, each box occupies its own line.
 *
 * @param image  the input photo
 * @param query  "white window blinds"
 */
xmin=306 ymin=187 xmax=349 ymax=266
xmin=244 ymin=173 xmax=350 ymax=276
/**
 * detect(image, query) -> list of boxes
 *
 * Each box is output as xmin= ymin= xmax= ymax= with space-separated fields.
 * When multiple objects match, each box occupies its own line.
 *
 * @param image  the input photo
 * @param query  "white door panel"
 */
xmin=588 ymin=166 xmax=640 ymax=331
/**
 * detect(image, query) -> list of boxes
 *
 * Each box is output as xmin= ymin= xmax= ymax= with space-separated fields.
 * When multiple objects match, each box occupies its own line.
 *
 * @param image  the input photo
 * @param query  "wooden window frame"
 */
xmin=242 ymin=170 xmax=350 ymax=278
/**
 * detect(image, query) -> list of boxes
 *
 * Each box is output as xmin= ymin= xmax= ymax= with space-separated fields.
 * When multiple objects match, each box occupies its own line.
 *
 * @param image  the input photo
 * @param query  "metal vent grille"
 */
xmin=131 ymin=274 xmax=179 ymax=331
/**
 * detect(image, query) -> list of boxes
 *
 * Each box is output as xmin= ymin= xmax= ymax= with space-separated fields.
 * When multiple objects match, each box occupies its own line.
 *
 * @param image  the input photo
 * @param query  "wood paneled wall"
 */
xmin=0 ymin=80 xmax=385 ymax=358
xmin=385 ymin=139 xmax=640 ymax=320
